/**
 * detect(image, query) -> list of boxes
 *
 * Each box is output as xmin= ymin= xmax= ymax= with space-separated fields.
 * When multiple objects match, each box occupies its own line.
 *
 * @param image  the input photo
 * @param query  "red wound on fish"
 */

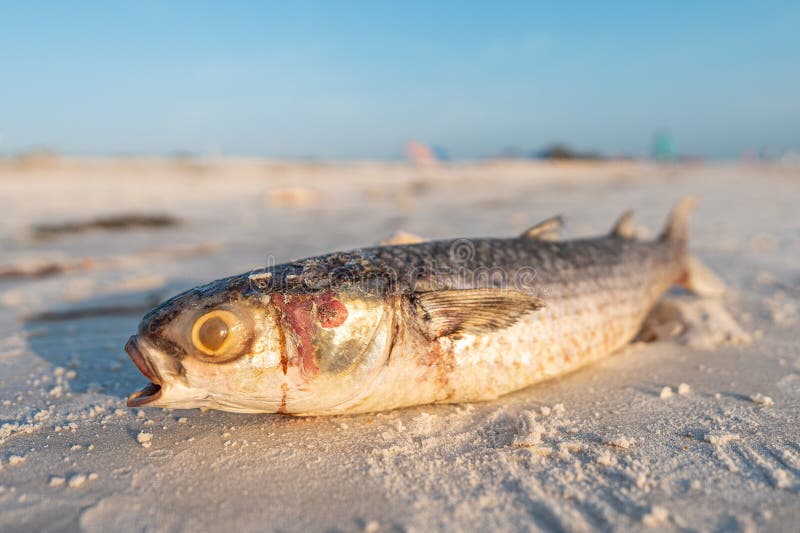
xmin=270 ymin=292 xmax=348 ymax=375
xmin=317 ymin=296 xmax=348 ymax=328
xmin=271 ymin=294 xmax=319 ymax=374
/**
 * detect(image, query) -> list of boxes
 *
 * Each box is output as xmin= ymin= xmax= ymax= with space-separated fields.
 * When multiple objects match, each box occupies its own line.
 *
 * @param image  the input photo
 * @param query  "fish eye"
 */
xmin=191 ymin=310 xmax=238 ymax=357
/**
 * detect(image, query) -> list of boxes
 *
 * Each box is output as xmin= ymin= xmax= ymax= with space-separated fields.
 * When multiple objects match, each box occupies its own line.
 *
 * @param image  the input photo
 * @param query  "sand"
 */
xmin=0 ymin=158 xmax=798 ymax=532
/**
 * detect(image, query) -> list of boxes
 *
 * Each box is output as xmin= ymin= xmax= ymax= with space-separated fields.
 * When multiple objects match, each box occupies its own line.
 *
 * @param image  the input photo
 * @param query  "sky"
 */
xmin=0 ymin=1 xmax=798 ymax=159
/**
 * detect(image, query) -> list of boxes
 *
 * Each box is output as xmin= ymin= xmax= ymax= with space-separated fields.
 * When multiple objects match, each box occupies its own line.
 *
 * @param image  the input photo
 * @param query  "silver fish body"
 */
xmin=125 ymin=199 xmax=705 ymax=415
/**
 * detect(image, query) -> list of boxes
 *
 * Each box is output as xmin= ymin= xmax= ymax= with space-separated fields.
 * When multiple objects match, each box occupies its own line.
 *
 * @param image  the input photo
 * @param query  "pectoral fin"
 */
xmin=414 ymin=289 xmax=545 ymax=340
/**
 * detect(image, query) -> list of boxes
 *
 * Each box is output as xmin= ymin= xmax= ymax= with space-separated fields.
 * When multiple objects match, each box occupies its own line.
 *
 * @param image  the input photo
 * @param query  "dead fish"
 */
xmin=125 ymin=198 xmax=724 ymax=415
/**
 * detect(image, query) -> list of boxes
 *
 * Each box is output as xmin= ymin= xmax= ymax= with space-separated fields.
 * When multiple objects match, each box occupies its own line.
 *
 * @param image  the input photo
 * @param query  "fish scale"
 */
xmin=350 ymin=251 xmax=677 ymax=412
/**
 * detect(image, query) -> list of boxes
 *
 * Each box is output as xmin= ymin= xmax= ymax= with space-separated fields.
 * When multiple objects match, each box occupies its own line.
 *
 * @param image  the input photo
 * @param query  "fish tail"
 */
xmin=659 ymin=196 xmax=697 ymax=245
xmin=659 ymin=196 xmax=727 ymax=297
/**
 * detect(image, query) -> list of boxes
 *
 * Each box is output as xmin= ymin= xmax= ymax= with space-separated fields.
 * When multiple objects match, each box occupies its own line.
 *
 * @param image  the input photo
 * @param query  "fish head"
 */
xmin=126 ymin=276 xmax=395 ymax=414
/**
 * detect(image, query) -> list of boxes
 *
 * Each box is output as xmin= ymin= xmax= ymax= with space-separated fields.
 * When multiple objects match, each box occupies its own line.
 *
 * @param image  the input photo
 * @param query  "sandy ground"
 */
xmin=0 ymin=158 xmax=798 ymax=532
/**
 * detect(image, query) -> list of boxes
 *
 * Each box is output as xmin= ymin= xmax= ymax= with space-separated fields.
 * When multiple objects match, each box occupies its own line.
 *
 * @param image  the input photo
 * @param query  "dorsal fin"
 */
xmin=379 ymin=231 xmax=427 ymax=246
xmin=520 ymin=215 xmax=563 ymax=241
xmin=610 ymin=210 xmax=636 ymax=239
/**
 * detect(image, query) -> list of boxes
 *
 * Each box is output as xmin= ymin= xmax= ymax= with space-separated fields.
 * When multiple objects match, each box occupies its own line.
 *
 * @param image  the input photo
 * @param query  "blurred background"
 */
xmin=1 ymin=0 xmax=798 ymax=162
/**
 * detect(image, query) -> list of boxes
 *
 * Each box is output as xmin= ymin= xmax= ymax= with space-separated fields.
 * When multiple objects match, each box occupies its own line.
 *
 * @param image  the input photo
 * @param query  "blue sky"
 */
xmin=0 ymin=1 xmax=798 ymax=159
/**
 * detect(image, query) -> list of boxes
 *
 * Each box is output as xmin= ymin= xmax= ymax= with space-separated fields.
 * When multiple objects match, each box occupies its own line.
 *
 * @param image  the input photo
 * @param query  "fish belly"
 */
xmin=440 ymin=280 xmax=667 ymax=402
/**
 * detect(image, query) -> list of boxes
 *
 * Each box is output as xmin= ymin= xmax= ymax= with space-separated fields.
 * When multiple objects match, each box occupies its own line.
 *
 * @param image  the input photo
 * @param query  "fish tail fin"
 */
xmin=679 ymin=254 xmax=727 ymax=297
xmin=659 ymin=196 xmax=697 ymax=245
xmin=658 ymin=196 xmax=727 ymax=297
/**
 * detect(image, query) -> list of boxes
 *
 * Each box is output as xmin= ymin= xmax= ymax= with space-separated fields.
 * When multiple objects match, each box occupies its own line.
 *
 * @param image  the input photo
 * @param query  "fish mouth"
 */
xmin=125 ymin=335 xmax=163 ymax=407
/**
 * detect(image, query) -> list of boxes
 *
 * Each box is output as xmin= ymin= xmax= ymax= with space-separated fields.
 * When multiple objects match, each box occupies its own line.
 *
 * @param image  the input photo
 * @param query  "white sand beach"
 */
xmin=0 ymin=158 xmax=798 ymax=532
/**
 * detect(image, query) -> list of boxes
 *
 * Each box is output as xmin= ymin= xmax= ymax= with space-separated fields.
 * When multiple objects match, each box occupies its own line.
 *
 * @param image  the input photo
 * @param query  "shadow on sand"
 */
xmin=22 ymin=283 xmax=187 ymax=397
